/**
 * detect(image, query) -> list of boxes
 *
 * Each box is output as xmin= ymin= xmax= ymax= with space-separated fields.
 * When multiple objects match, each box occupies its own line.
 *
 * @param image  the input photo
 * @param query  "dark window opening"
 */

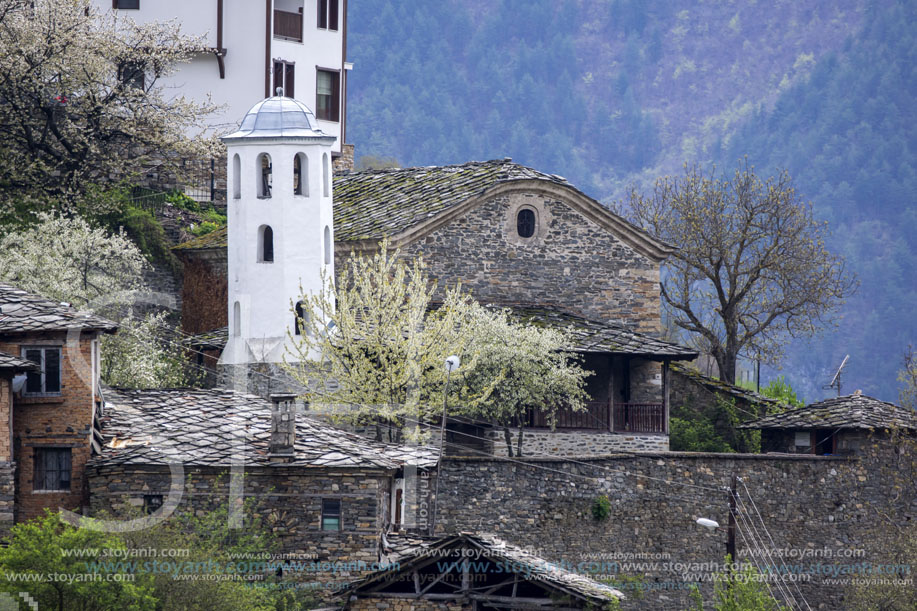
xmin=316 ymin=69 xmax=339 ymax=122
xmin=294 ymin=301 xmax=306 ymax=336
xmin=317 ymin=0 xmax=338 ymax=30
xmin=814 ymin=429 xmax=835 ymax=456
xmin=321 ymin=498 xmax=341 ymax=531
xmin=273 ymin=60 xmax=295 ymax=98
xmin=261 ymin=226 xmax=274 ymax=263
xmin=293 ymin=154 xmax=303 ymax=195
xmin=143 ymin=495 xmax=163 ymax=514
xmin=113 ymin=0 xmax=140 ymax=9
xmin=517 ymin=208 xmax=536 ymax=238
xmin=23 ymin=347 xmax=61 ymax=395
xmin=258 ymin=154 xmax=272 ymax=198
xmin=34 ymin=448 xmax=71 ymax=491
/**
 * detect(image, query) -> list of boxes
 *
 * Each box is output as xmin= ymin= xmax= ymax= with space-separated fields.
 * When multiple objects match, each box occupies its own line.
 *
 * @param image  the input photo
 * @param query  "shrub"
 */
xmin=591 ymin=495 xmax=612 ymax=521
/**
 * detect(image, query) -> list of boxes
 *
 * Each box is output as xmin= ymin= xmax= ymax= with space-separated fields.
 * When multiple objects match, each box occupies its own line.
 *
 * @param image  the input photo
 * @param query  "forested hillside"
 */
xmin=347 ymin=0 xmax=916 ymax=402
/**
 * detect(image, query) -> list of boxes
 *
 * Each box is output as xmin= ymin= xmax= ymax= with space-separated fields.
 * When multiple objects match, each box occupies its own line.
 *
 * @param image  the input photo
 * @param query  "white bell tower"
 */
xmin=220 ymin=95 xmax=336 ymax=368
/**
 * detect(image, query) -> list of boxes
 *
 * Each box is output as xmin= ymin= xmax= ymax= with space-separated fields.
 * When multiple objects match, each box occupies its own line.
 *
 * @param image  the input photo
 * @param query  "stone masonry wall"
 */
xmin=88 ymin=465 xmax=393 ymax=585
xmin=486 ymin=430 xmax=669 ymax=456
xmin=433 ymin=451 xmax=914 ymax=610
xmin=392 ymin=190 xmax=662 ymax=333
xmin=1 ymin=334 xmax=96 ymax=522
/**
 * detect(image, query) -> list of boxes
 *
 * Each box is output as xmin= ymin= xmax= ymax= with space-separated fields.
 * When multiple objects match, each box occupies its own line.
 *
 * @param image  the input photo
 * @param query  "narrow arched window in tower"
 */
xmin=323 ymin=225 xmax=331 ymax=265
xmin=517 ymin=208 xmax=536 ymax=238
xmin=258 ymin=225 xmax=274 ymax=262
xmin=257 ymin=153 xmax=272 ymax=198
xmin=293 ymin=153 xmax=309 ymax=196
xmin=232 ymin=154 xmax=241 ymax=199
xmin=322 ymin=152 xmax=330 ymax=197
xmin=232 ymin=301 xmax=241 ymax=336
xmin=294 ymin=300 xmax=308 ymax=336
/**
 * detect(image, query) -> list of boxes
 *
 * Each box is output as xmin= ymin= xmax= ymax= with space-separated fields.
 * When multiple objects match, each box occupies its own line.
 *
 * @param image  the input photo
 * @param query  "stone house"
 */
xmin=174 ymin=155 xmax=699 ymax=454
xmin=738 ymin=391 xmax=917 ymax=455
xmin=0 ymin=283 xmax=116 ymax=527
xmin=342 ymin=532 xmax=624 ymax=610
xmin=88 ymin=388 xmax=437 ymax=567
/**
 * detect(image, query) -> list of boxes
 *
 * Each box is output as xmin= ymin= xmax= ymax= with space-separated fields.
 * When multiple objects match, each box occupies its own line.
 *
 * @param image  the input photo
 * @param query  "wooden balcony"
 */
xmin=274 ymin=10 xmax=302 ymax=42
xmin=524 ymin=401 xmax=667 ymax=434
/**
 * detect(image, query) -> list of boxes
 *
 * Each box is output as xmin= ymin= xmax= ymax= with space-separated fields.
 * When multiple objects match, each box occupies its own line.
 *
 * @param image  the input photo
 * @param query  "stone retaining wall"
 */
xmin=486 ymin=429 xmax=669 ymax=456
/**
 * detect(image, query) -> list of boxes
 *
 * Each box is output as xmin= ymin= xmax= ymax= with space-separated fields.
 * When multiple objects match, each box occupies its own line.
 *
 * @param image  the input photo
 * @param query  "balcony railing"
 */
xmin=523 ymin=401 xmax=666 ymax=434
xmin=274 ymin=10 xmax=302 ymax=41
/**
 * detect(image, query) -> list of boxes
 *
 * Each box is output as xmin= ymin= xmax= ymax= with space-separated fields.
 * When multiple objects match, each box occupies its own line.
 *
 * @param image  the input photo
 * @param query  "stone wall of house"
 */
xmin=432 ymin=451 xmax=914 ymax=611
xmin=485 ymin=430 xmax=669 ymax=456
xmin=382 ymin=190 xmax=661 ymax=334
xmin=0 ymin=377 xmax=11 ymax=462
xmin=177 ymin=250 xmax=227 ymax=336
xmin=0 ymin=461 xmax=14 ymax=537
xmin=333 ymin=144 xmax=355 ymax=175
xmin=1 ymin=335 xmax=96 ymax=522
xmin=668 ymin=367 xmax=766 ymax=418
xmin=346 ymin=598 xmax=470 ymax=611
xmin=87 ymin=464 xmax=394 ymax=583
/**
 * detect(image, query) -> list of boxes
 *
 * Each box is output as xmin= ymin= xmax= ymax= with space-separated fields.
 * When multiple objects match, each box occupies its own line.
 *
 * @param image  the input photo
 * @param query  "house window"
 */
xmin=117 ymin=60 xmax=145 ymax=90
xmin=143 ymin=494 xmax=163 ymax=514
xmin=517 ymin=208 xmax=536 ymax=238
xmin=321 ymin=498 xmax=341 ymax=530
xmin=794 ymin=431 xmax=812 ymax=454
xmin=294 ymin=153 xmax=308 ymax=196
xmin=232 ymin=154 xmax=241 ymax=199
xmin=259 ymin=225 xmax=274 ymax=263
xmin=113 ymin=0 xmax=140 ymax=9
xmin=23 ymin=347 xmax=62 ymax=396
xmin=273 ymin=60 xmax=295 ymax=98
xmin=257 ymin=153 xmax=272 ymax=198
xmin=316 ymin=69 xmax=339 ymax=122
xmin=34 ymin=448 xmax=71 ymax=491
xmin=813 ymin=429 xmax=835 ymax=456
xmin=317 ymin=0 xmax=338 ymax=30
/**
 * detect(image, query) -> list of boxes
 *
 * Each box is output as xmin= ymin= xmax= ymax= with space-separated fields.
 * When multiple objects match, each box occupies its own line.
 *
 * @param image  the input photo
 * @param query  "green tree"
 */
xmin=759 ymin=376 xmax=803 ymax=408
xmin=0 ymin=0 xmax=214 ymax=215
xmin=689 ymin=558 xmax=790 ymax=611
xmin=619 ymin=161 xmax=855 ymax=384
xmin=0 ymin=510 xmax=157 ymax=611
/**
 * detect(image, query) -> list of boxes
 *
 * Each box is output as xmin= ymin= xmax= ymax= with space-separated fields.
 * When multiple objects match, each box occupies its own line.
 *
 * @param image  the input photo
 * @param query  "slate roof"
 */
xmin=182 ymin=327 xmax=228 ymax=351
xmin=503 ymin=305 xmax=698 ymax=358
xmin=174 ymin=159 xmax=669 ymax=251
xmin=346 ymin=532 xmax=624 ymax=603
xmin=669 ymin=362 xmax=779 ymax=406
xmin=0 ymin=283 xmax=117 ymax=334
xmin=738 ymin=393 xmax=917 ymax=430
xmin=92 ymin=388 xmax=438 ymax=469
xmin=0 ymin=351 xmax=39 ymax=373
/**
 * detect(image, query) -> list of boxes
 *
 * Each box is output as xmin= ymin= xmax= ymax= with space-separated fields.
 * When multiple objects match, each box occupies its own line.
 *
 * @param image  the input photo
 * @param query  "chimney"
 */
xmin=269 ymin=393 xmax=297 ymax=461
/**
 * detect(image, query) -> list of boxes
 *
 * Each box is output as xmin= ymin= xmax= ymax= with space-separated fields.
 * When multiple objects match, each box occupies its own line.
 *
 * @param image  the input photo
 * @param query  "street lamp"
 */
xmin=430 ymin=355 xmax=460 ymax=536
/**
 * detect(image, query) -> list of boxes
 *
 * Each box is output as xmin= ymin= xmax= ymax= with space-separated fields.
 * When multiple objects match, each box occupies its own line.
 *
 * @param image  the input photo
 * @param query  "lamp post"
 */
xmin=429 ymin=355 xmax=460 ymax=536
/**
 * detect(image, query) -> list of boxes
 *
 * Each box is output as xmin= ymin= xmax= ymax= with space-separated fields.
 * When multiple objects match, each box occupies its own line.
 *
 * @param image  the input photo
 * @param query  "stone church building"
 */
xmin=174 ymin=95 xmax=701 ymax=455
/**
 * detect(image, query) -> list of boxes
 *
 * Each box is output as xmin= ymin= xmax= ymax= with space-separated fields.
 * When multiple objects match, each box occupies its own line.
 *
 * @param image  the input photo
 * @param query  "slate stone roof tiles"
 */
xmin=93 ymin=388 xmax=438 ymax=469
xmin=669 ymin=362 xmax=779 ymax=406
xmin=0 ymin=351 xmax=39 ymax=372
xmin=0 ymin=283 xmax=117 ymax=334
xmin=739 ymin=393 xmax=917 ymax=430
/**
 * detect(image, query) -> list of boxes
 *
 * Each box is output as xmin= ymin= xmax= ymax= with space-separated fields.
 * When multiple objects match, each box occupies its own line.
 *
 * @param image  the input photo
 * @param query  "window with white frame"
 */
xmin=22 ymin=346 xmax=62 ymax=395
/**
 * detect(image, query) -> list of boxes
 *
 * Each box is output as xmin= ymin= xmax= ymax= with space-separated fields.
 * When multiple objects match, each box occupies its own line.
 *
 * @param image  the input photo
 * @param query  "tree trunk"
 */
xmin=516 ymin=426 xmax=524 ymax=457
xmin=503 ymin=426 xmax=514 ymax=458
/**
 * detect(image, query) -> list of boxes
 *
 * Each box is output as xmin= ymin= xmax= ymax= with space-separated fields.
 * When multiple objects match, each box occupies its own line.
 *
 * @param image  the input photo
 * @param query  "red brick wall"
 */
xmin=1 ymin=334 xmax=96 ymax=522
xmin=0 ymin=377 xmax=11 ymax=462
xmin=177 ymin=251 xmax=227 ymax=335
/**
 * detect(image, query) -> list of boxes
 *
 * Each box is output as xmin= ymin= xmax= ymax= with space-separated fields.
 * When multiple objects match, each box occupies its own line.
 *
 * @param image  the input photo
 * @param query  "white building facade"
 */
xmin=91 ymin=0 xmax=350 ymax=155
xmin=220 ymin=97 xmax=336 ymax=368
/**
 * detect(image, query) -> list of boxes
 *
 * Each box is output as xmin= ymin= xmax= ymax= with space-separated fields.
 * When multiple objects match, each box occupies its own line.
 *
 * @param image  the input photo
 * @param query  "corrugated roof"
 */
xmin=738 ymin=393 xmax=917 ymax=430
xmin=92 ymin=388 xmax=438 ymax=469
xmin=0 ymin=283 xmax=117 ymax=334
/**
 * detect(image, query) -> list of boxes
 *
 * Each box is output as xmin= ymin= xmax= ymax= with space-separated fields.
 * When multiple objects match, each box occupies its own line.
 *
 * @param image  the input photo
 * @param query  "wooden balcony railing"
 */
xmin=613 ymin=402 xmax=666 ymax=434
xmin=274 ymin=10 xmax=303 ymax=41
xmin=523 ymin=401 xmax=667 ymax=434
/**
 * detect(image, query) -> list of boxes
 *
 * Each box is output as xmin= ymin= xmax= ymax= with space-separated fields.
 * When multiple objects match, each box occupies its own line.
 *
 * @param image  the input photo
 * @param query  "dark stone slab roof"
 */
xmin=738 ymin=393 xmax=917 ymax=430
xmin=182 ymin=327 xmax=228 ymax=351
xmin=345 ymin=532 xmax=624 ymax=603
xmin=503 ymin=305 xmax=698 ymax=358
xmin=0 ymin=283 xmax=117 ymax=334
xmin=92 ymin=388 xmax=438 ymax=470
xmin=179 ymin=305 xmax=697 ymax=359
xmin=174 ymin=159 xmax=667 ymax=252
xmin=670 ymin=362 xmax=780 ymax=407
xmin=0 ymin=351 xmax=39 ymax=372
